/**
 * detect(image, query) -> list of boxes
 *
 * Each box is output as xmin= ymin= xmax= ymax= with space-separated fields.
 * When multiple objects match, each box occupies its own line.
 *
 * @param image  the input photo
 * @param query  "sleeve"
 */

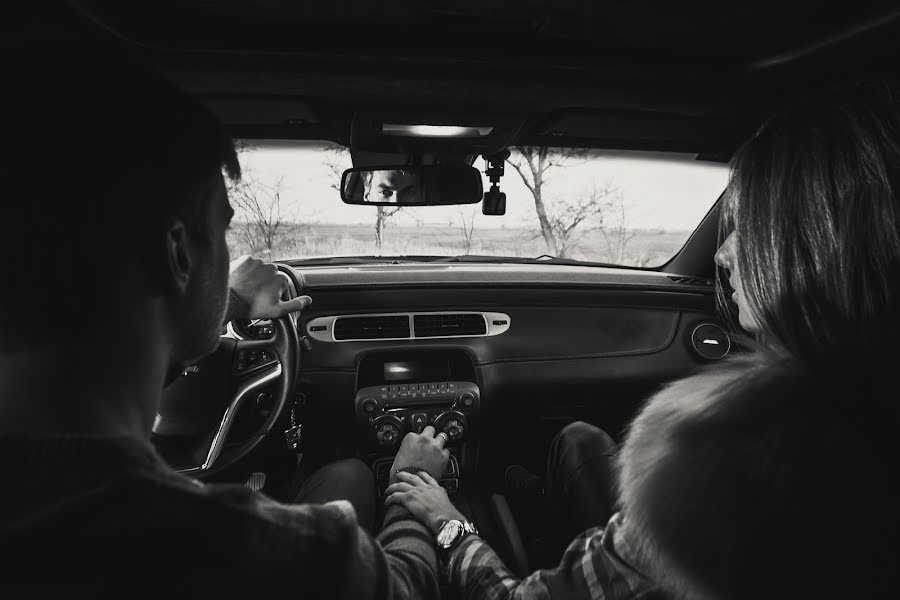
xmin=222 ymin=288 xmax=250 ymax=324
xmin=447 ymin=512 xmax=657 ymax=600
xmin=201 ymin=483 xmax=440 ymax=600
xmin=297 ymin=501 xmax=441 ymax=600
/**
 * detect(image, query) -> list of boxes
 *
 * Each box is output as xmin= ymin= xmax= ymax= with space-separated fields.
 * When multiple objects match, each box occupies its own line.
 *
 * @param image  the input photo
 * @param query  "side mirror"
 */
xmin=340 ymin=165 xmax=483 ymax=206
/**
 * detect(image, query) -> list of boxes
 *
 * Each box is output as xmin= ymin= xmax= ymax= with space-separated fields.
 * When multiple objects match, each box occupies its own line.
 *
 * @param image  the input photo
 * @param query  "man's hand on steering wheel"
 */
xmin=229 ymin=255 xmax=312 ymax=318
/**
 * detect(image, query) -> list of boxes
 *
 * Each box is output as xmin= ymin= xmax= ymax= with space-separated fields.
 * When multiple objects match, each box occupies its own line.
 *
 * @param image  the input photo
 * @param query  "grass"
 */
xmin=227 ymin=223 xmax=691 ymax=268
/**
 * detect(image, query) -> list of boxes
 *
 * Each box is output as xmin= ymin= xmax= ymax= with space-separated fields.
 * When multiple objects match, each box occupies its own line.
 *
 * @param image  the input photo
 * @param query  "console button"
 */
xmin=410 ymin=413 xmax=428 ymax=434
xmin=439 ymin=382 xmax=448 ymax=394
xmin=380 ymin=386 xmax=389 ymax=399
xmin=429 ymin=383 xmax=438 ymax=396
xmin=399 ymin=384 xmax=409 ymax=397
xmin=448 ymin=383 xmax=457 ymax=394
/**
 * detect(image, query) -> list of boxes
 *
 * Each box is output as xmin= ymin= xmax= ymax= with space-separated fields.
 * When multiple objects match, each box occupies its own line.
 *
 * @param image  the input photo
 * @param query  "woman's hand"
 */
xmin=385 ymin=471 xmax=466 ymax=532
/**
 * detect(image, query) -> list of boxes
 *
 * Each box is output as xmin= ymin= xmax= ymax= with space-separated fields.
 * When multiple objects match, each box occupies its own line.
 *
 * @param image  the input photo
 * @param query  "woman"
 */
xmin=386 ymin=80 xmax=900 ymax=599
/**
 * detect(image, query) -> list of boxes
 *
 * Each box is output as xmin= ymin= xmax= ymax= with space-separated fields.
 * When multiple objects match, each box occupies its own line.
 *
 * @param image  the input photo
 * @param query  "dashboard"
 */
xmin=285 ymin=262 xmax=728 ymax=480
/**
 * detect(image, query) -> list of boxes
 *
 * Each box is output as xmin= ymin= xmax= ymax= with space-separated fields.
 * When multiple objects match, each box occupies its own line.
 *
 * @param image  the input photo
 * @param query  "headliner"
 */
xmin=7 ymin=1 xmax=900 ymax=157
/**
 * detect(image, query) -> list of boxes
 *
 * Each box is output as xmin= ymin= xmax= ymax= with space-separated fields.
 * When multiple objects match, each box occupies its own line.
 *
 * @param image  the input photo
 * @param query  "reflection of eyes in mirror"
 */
xmin=363 ymin=170 xmax=422 ymax=204
xmin=342 ymin=164 xmax=483 ymax=206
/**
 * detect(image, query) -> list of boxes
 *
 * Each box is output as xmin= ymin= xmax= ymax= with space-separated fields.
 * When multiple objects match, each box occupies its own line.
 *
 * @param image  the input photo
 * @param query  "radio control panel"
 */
xmin=354 ymin=381 xmax=480 ymax=449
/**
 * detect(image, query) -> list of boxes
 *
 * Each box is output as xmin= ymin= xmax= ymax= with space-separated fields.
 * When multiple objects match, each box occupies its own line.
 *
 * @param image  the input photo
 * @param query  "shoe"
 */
xmin=504 ymin=465 xmax=543 ymax=498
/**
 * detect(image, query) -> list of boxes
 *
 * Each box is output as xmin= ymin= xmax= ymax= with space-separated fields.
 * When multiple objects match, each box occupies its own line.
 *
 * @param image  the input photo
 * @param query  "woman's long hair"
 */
xmin=718 ymin=81 xmax=900 ymax=374
xmin=622 ymin=82 xmax=900 ymax=599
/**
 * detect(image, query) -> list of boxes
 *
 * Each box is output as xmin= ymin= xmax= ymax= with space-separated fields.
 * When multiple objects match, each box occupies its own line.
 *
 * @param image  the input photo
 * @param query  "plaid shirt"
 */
xmin=448 ymin=512 xmax=660 ymax=599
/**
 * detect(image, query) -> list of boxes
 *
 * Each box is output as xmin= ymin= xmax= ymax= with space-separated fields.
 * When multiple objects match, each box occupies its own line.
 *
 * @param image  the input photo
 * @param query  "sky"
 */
xmin=234 ymin=141 xmax=731 ymax=232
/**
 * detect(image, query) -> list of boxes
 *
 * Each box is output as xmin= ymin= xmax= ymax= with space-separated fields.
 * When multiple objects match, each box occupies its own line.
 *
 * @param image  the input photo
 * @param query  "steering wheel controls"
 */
xmin=234 ymin=348 xmax=277 ymax=374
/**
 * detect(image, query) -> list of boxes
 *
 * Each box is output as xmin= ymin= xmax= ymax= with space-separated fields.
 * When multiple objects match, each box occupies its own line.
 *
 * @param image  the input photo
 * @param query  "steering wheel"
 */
xmin=152 ymin=267 xmax=301 ymax=478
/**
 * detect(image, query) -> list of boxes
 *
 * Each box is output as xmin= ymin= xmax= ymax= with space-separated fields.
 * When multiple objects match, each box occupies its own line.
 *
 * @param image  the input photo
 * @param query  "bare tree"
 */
xmin=322 ymin=146 xmax=402 ymax=251
xmin=228 ymin=171 xmax=284 ymax=255
xmin=506 ymin=147 xmax=621 ymax=258
xmin=457 ymin=206 xmax=477 ymax=254
xmin=599 ymin=193 xmax=637 ymax=264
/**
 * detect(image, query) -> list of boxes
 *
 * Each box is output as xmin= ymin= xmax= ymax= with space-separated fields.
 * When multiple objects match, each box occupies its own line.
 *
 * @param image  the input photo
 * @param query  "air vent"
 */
xmin=306 ymin=312 xmax=509 ymax=342
xmin=414 ymin=313 xmax=487 ymax=338
xmin=333 ymin=315 xmax=410 ymax=340
xmin=668 ymin=276 xmax=713 ymax=287
xmin=691 ymin=323 xmax=731 ymax=360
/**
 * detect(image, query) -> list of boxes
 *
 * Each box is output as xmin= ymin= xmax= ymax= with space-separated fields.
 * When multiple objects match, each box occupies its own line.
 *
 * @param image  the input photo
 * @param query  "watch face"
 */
xmin=437 ymin=520 xmax=464 ymax=549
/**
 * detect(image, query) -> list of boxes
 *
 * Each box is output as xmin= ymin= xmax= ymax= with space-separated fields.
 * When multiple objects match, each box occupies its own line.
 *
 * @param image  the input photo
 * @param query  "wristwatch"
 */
xmin=436 ymin=518 xmax=479 ymax=552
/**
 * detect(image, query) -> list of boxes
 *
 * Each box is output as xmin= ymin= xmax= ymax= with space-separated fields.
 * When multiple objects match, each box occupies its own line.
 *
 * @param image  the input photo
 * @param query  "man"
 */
xmin=363 ymin=169 xmax=422 ymax=204
xmin=0 ymin=49 xmax=449 ymax=596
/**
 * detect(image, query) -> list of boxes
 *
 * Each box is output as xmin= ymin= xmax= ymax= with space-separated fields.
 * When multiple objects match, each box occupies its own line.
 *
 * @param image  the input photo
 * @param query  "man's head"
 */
xmin=0 ymin=48 xmax=240 ymax=365
xmin=363 ymin=169 xmax=420 ymax=204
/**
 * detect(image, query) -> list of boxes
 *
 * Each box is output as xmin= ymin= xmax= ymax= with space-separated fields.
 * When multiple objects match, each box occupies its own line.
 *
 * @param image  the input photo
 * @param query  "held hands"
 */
xmin=389 ymin=425 xmax=450 ymax=483
xmin=386 ymin=426 xmax=463 ymax=532
xmin=229 ymin=255 xmax=312 ymax=319
xmin=385 ymin=471 xmax=466 ymax=533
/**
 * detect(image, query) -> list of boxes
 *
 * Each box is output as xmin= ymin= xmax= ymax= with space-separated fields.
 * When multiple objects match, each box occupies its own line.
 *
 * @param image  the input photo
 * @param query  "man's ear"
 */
xmin=165 ymin=220 xmax=193 ymax=294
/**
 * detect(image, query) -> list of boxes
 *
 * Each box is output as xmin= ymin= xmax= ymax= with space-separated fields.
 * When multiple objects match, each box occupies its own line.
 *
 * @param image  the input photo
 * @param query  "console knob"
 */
xmin=377 ymin=424 xmax=399 ymax=446
xmin=458 ymin=392 xmax=476 ymax=409
xmin=433 ymin=410 xmax=468 ymax=442
xmin=372 ymin=415 xmax=405 ymax=449
xmin=361 ymin=397 xmax=379 ymax=414
xmin=444 ymin=420 xmax=464 ymax=441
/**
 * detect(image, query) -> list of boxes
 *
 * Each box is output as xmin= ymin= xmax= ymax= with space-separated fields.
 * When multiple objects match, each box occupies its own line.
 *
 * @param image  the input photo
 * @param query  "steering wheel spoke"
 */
xmin=202 ymin=362 xmax=283 ymax=470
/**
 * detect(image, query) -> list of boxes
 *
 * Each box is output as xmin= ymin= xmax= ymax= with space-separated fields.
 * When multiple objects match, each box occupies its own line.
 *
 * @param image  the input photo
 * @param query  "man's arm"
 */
xmin=191 ymin=484 xmax=438 ymax=600
xmin=447 ymin=513 xmax=653 ymax=600
xmin=386 ymin=472 xmax=656 ymax=600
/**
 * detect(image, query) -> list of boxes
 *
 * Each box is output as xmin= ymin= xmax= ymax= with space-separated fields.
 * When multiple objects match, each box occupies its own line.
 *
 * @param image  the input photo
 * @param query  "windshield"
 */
xmin=226 ymin=141 xmax=729 ymax=267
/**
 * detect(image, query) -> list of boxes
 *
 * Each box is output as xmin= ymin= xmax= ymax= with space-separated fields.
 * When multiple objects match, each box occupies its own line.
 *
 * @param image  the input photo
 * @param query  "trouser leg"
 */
xmin=545 ymin=421 xmax=619 ymax=550
xmin=293 ymin=458 xmax=375 ymax=532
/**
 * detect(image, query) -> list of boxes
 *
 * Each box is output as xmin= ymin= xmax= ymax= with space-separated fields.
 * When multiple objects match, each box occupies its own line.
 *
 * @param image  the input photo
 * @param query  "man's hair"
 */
xmin=718 ymin=80 xmax=900 ymax=373
xmin=619 ymin=354 xmax=898 ymax=599
xmin=0 ymin=48 xmax=240 ymax=349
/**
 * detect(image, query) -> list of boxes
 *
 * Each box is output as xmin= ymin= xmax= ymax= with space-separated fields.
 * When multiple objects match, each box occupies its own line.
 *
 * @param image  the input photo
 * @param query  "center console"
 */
xmin=353 ymin=350 xmax=480 ymax=450
xmin=353 ymin=350 xmax=479 ymax=498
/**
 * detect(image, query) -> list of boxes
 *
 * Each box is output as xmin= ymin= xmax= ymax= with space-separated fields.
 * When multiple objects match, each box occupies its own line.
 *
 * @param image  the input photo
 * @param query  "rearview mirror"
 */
xmin=340 ymin=165 xmax=483 ymax=206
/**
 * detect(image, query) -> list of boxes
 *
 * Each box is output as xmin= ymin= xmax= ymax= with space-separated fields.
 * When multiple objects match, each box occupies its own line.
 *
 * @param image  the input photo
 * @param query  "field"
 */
xmin=227 ymin=223 xmax=691 ymax=268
